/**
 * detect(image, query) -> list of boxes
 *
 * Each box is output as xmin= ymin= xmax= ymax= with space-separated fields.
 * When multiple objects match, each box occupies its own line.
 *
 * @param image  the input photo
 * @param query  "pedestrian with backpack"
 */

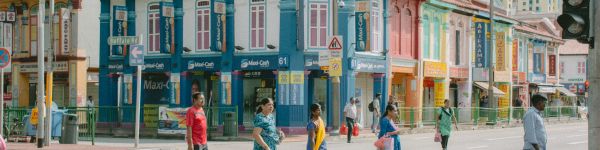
xmin=370 ymin=93 xmax=382 ymax=133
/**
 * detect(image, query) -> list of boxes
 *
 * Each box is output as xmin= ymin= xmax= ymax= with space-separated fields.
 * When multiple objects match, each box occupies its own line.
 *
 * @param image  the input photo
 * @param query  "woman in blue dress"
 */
xmin=378 ymin=105 xmax=402 ymax=150
xmin=253 ymin=98 xmax=285 ymax=150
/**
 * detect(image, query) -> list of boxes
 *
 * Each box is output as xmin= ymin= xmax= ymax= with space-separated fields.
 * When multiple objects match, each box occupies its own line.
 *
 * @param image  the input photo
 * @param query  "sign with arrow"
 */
xmin=129 ymin=45 xmax=144 ymax=66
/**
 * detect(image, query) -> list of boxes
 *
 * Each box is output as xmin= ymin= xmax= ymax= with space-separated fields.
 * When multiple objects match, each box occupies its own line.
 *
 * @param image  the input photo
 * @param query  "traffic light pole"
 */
xmin=330 ymin=0 xmax=341 ymax=136
xmin=589 ymin=0 xmax=599 ymax=149
xmin=488 ymin=0 xmax=496 ymax=124
xmin=36 ymin=0 xmax=46 ymax=148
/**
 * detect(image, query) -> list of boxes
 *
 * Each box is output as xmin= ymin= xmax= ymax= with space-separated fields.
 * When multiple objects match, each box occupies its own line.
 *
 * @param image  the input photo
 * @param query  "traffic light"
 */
xmin=557 ymin=0 xmax=592 ymax=43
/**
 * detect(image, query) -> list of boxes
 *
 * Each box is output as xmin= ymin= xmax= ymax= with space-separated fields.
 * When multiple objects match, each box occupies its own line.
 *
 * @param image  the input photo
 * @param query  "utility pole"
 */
xmin=488 ymin=0 xmax=496 ymax=124
xmin=330 ymin=0 xmax=341 ymax=136
xmin=36 ymin=0 xmax=46 ymax=148
xmin=589 ymin=0 xmax=599 ymax=149
xmin=44 ymin=0 xmax=55 ymax=146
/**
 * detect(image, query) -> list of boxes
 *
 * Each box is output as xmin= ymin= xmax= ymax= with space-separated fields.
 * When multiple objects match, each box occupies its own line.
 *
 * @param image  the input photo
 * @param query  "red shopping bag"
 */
xmin=434 ymin=131 xmax=442 ymax=142
xmin=374 ymin=135 xmax=394 ymax=150
xmin=352 ymin=124 xmax=359 ymax=136
xmin=340 ymin=124 xmax=348 ymax=135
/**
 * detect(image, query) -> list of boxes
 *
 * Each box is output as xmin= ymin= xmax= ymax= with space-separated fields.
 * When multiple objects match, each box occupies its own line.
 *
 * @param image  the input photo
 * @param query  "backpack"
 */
xmin=368 ymin=102 xmax=374 ymax=112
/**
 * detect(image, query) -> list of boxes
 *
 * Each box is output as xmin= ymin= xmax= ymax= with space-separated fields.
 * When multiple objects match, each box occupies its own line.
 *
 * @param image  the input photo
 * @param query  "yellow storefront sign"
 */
xmin=499 ymin=84 xmax=510 ymax=118
xmin=278 ymin=71 xmax=290 ymax=84
xmin=290 ymin=71 xmax=304 ymax=84
xmin=329 ymin=58 xmax=342 ymax=77
xmin=424 ymin=61 xmax=447 ymax=78
xmin=434 ymin=80 xmax=446 ymax=107
xmin=30 ymin=107 xmax=39 ymax=125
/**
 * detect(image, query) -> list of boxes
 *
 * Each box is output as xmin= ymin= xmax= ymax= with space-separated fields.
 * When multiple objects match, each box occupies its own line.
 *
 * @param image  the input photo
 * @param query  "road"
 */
xmin=8 ymin=122 xmax=587 ymax=150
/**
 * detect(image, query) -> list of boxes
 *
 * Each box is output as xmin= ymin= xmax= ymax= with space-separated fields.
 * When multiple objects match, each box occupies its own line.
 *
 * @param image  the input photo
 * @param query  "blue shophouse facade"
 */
xmin=99 ymin=0 xmax=390 ymax=134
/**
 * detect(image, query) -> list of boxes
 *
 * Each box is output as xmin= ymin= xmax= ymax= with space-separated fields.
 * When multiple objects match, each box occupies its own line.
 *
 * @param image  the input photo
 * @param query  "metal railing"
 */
xmin=392 ymin=106 xmax=581 ymax=128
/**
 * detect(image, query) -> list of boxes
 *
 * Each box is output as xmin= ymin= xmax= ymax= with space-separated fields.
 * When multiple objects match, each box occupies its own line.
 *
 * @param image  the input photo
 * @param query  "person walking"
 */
xmin=186 ymin=93 xmax=208 ymax=150
xmin=378 ymin=105 xmax=402 ymax=150
xmin=371 ymin=93 xmax=381 ymax=133
xmin=344 ymin=97 xmax=358 ymax=143
xmin=523 ymin=95 xmax=548 ymax=150
xmin=436 ymin=99 xmax=458 ymax=150
xmin=253 ymin=98 xmax=284 ymax=150
xmin=307 ymin=103 xmax=326 ymax=150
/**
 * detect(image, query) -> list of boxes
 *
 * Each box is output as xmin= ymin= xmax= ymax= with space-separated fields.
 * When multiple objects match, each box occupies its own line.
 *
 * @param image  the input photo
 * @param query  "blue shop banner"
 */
xmin=184 ymin=57 xmax=221 ymax=71
xmin=350 ymin=58 xmax=386 ymax=73
xmin=529 ymin=73 xmax=546 ymax=83
xmin=144 ymin=58 xmax=171 ymax=72
xmin=112 ymin=6 xmax=127 ymax=55
xmin=304 ymin=55 xmax=320 ymax=70
xmin=108 ymin=60 xmax=124 ymax=73
xmin=474 ymin=22 xmax=487 ymax=68
xmin=355 ymin=11 xmax=369 ymax=51
xmin=160 ymin=2 xmax=174 ymax=53
xmin=213 ymin=1 xmax=226 ymax=52
xmin=143 ymin=74 xmax=170 ymax=104
xmin=234 ymin=55 xmax=278 ymax=70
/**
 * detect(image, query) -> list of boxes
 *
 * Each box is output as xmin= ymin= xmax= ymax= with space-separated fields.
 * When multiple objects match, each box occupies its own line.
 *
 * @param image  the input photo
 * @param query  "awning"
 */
xmin=474 ymin=82 xmax=506 ymax=96
xmin=556 ymin=87 xmax=577 ymax=97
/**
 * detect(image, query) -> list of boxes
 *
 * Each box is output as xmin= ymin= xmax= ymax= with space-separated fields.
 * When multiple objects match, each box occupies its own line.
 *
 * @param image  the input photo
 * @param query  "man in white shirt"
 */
xmin=523 ymin=94 xmax=548 ymax=150
xmin=344 ymin=97 xmax=358 ymax=143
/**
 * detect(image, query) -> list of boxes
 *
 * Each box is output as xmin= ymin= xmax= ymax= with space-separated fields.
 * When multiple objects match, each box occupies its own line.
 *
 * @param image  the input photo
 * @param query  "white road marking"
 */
xmin=568 ymin=141 xmax=588 ymax=145
xmin=567 ymin=134 xmax=587 ymax=138
xmin=487 ymin=136 xmax=521 ymax=141
xmin=468 ymin=145 xmax=489 ymax=149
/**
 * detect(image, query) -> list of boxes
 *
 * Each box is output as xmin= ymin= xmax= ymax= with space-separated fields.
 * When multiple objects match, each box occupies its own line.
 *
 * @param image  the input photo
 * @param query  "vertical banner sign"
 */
xmin=0 ymin=12 xmax=5 ymax=21
xmin=161 ymin=2 xmax=174 ymax=53
xmin=214 ymin=2 xmax=226 ymax=52
xmin=474 ymin=22 xmax=486 ymax=68
xmin=496 ymin=32 xmax=506 ymax=71
xmin=112 ymin=6 xmax=127 ymax=55
xmin=512 ymin=39 xmax=518 ymax=71
xmin=499 ymin=84 xmax=510 ymax=118
xmin=549 ymin=55 xmax=556 ymax=76
xmin=355 ymin=1 xmax=369 ymax=51
xmin=290 ymin=71 xmax=304 ymax=105
xmin=61 ymin=8 xmax=71 ymax=54
xmin=434 ymin=79 xmax=445 ymax=107
xmin=278 ymin=71 xmax=290 ymax=105
xmin=4 ymin=23 xmax=11 ymax=49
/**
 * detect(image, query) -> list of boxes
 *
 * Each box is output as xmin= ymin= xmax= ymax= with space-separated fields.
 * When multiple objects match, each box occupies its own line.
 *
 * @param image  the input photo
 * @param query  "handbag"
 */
xmin=0 ymin=135 xmax=6 ymax=150
xmin=434 ymin=131 xmax=442 ymax=142
xmin=340 ymin=124 xmax=348 ymax=135
xmin=374 ymin=135 xmax=394 ymax=150
xmin=352 ymin=123 xmax=359 ymax=136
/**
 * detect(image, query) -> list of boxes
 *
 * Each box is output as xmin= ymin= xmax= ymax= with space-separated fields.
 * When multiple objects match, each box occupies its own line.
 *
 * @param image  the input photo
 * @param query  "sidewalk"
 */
xmin=6 ymin=118 xmax=585 ymax=150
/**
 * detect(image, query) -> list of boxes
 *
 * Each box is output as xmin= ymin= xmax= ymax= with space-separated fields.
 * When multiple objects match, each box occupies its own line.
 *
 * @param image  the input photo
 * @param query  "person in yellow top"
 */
xmin=307 ymin=103 xmax=326 ymax=150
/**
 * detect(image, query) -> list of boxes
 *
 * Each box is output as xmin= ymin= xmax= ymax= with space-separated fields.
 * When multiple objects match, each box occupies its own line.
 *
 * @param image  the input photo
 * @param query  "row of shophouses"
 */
xmin=0 ymin=0 xmax=586 ymax=134
xmin=99 ymin=0 xmax=579 ymax=133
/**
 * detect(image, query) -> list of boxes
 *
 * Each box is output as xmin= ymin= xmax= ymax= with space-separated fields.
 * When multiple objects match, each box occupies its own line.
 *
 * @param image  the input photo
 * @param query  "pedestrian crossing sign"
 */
xmin=328 ymin=36 xmax=343 ymax=50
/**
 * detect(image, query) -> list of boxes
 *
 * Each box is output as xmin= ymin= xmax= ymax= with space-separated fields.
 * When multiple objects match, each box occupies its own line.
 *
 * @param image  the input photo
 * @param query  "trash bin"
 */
xmin=60 ymin=114 xmax=78 ymax=144
xmin=223 ymin=112 xmax=238 ymax=137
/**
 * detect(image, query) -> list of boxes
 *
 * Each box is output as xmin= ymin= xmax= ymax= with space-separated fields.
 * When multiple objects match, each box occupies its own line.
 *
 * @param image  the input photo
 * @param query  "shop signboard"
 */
xmin=214 ymin=2 xmax=226 ymax=52
xmin=235 ymin=56 xmax=278 ymax=70
xmin=143 ymin=74 xmax=170 ymax=104
xmin=278 ymin=71 xmax=290 ymax=105
xmin=530 ymin=73 xmax=546 ymax=83
xmin=144 ymin=104 xmax=160 ymax=128
xmin=474 ymin=22 xmax=487 ymax=68
xmin=143 ymin=59 xmax=171 ymax=72
xmin=158 ymin=106 xmax=187 ymax=134
xmin=494 ymin=71 xmax=511 ymax=82
xmin=304 ymin=55 xmax=320 ymax=70
xmin=424 ymin=61 xmax=447 ymax=78
xmin=495 ymin=32 xmax=506 ymax=71
xmin=434 ymin=79 xmax=445 ymax=107
xmin=289 ymin=71 xmax=304 ymax=105
xmin=449 ymin=67 xmax=469 ymax=79
xmin=355 ymin=1 xmax=369 ymax=51
xmin=512 ymin=39 xmax=518 ymax=71
xmin=499 ymin=84 xmax=510 ymax=118
xmin=350 ymin=58 xmax=386 ymax=73
xmin=185 ymin=57 xmax=220 ymax=71
xmin=108 ymin=60 xmax=124 ymax=73
xmin=19 ymin=62 xmax=68 ymax=73
xmin=473 ymin=68 xmax=489 ymax=82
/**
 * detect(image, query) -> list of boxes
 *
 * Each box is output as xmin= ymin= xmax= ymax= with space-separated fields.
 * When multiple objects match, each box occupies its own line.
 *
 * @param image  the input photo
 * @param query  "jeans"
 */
xmin=346 ymin=117 xmax=355 ymax=142
xmin=194 ymin=144 xmax=208 ymax=150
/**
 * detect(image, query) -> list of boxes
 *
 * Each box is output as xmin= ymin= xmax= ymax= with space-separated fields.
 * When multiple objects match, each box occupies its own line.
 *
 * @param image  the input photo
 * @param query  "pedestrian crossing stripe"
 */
xmin=328 ymin=36 xmax=343 ymax=50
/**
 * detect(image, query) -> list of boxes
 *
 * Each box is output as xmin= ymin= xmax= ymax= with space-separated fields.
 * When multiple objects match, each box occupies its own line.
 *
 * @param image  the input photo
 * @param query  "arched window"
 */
xmin=196 ymin=0 xmax=210 ymax=51
xmin=148 ymin=3 xmax=160 ymax=52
